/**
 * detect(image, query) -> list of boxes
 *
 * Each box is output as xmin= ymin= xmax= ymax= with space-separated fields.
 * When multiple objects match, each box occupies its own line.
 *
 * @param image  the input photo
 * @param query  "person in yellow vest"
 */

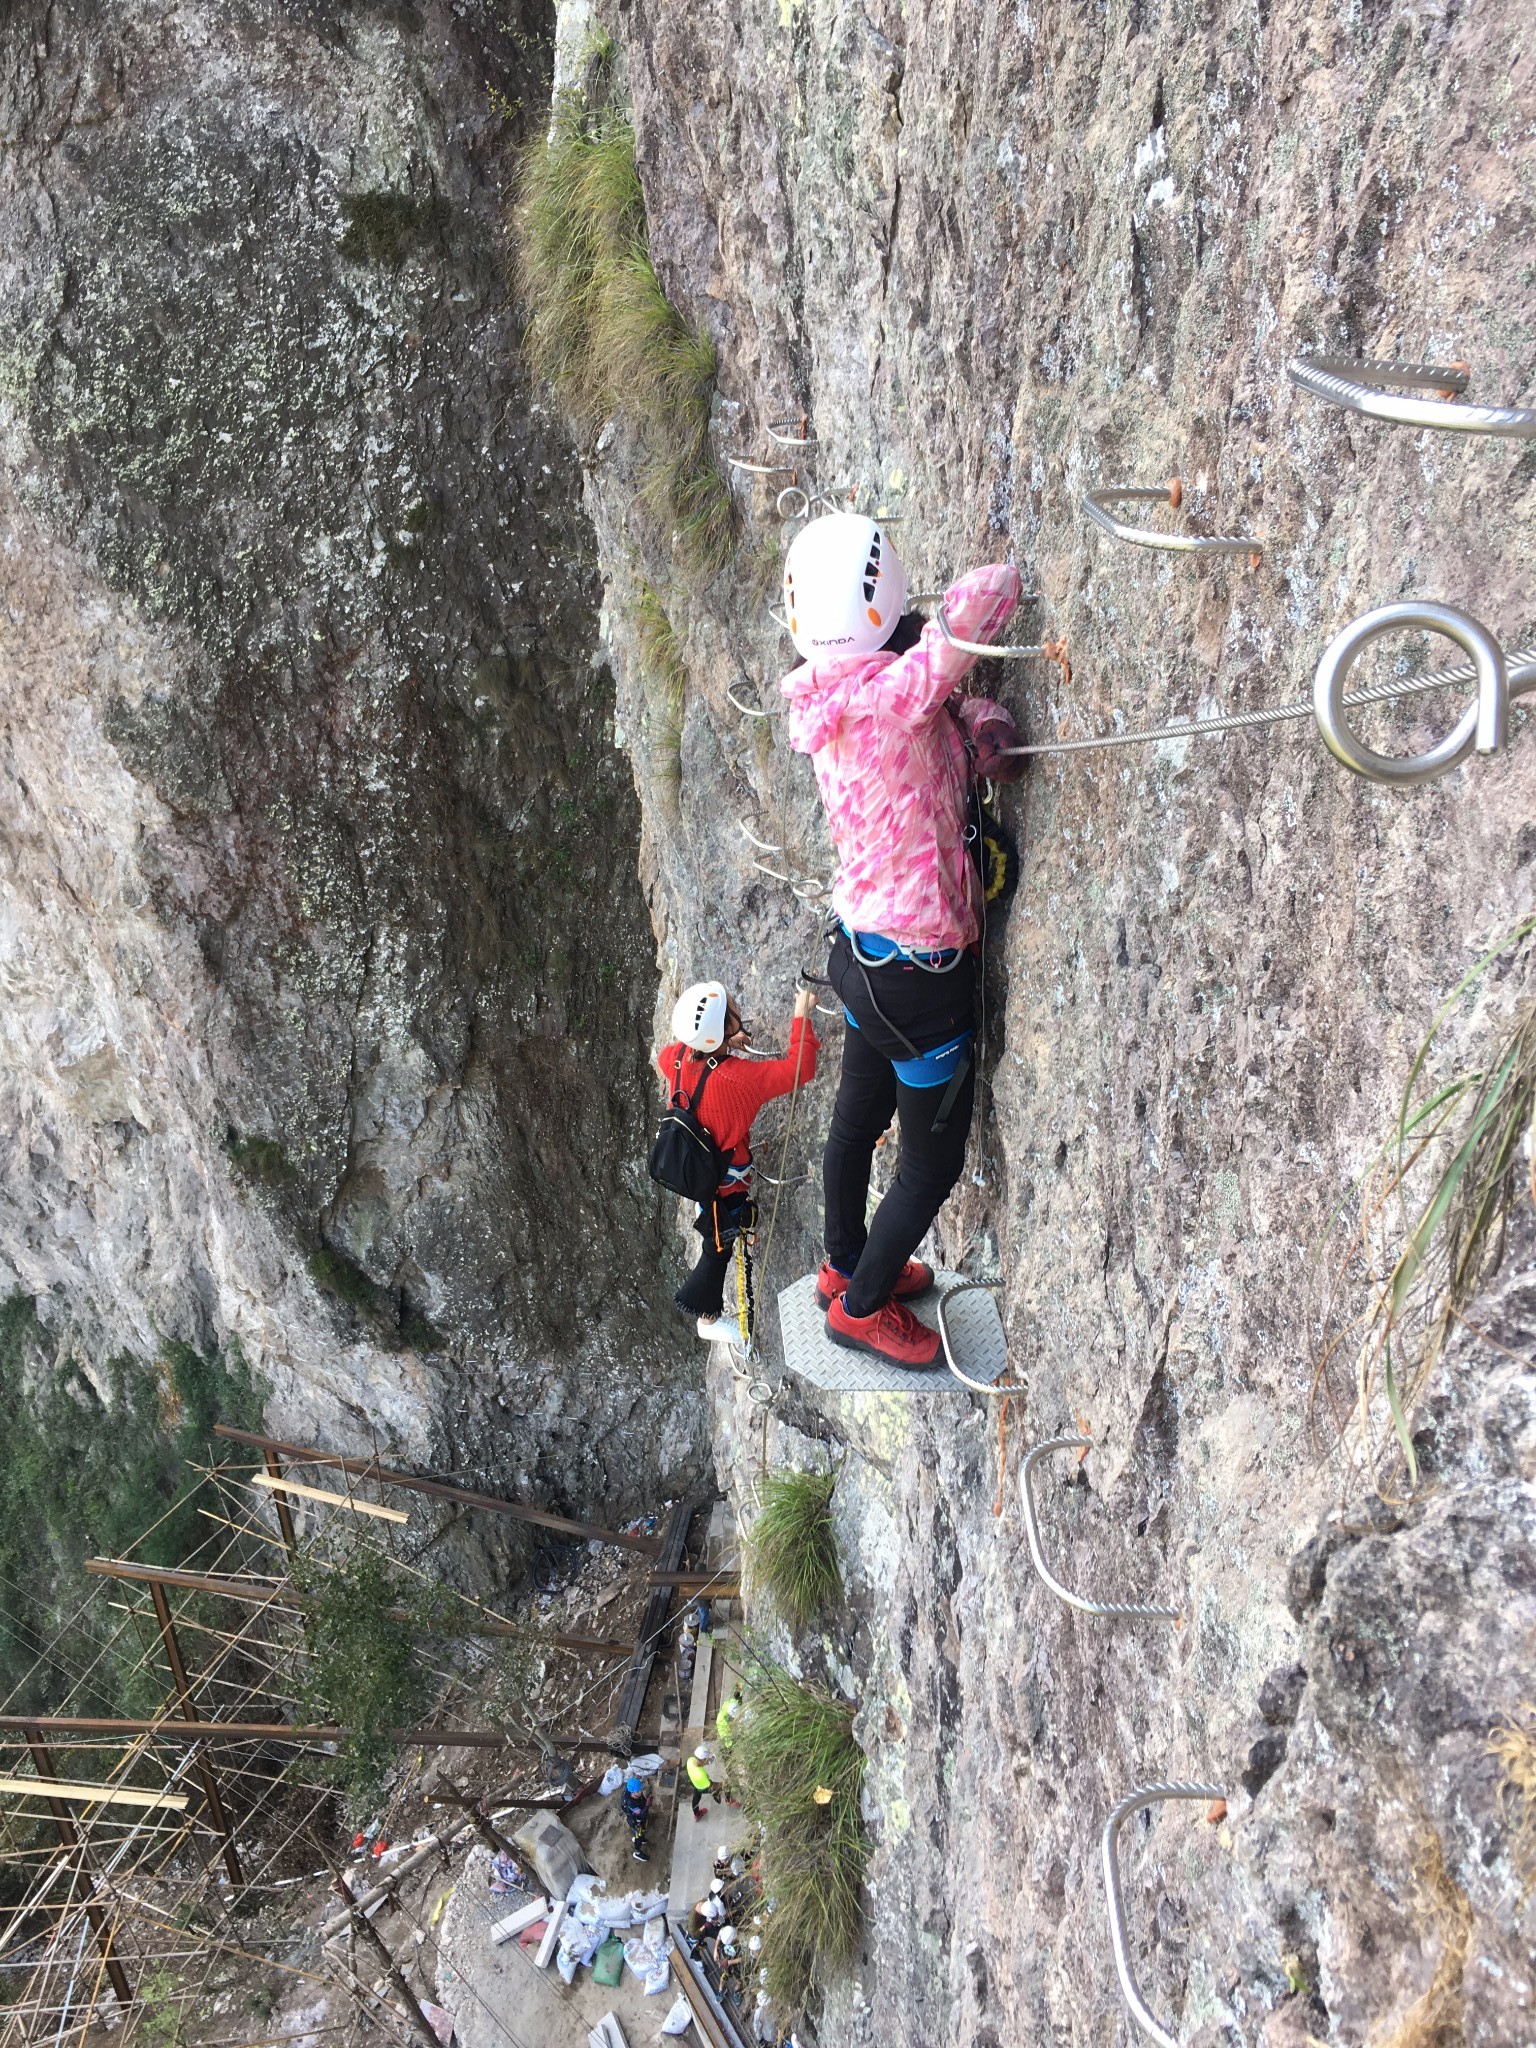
xmin=686 ymin=1745 xmax=718 ymax=1819
xmin=713 ymin=1685 xmax=744 ymax=1802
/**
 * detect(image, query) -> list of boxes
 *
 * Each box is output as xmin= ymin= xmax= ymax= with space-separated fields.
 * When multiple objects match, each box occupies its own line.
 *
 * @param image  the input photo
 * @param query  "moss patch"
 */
xmin=338 ymin=189 xmax=451 ymax=266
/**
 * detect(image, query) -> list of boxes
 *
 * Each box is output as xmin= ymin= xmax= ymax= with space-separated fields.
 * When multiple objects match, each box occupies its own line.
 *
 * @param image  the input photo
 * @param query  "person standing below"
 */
xmin=619 ymin=1772 xmax=651 ymax=1862
xmin=685 ymin=1745 xmax=718 ymax=1819
xmin=656 ymin=983 xmax=819 ymax=1343
xmin=781 ymin=514 xmax=1022 ymax=1367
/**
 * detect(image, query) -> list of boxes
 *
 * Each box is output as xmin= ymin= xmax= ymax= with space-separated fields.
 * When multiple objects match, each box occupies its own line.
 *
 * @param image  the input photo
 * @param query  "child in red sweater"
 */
xmin=656 ymin=982 xmax=818 ymax=1340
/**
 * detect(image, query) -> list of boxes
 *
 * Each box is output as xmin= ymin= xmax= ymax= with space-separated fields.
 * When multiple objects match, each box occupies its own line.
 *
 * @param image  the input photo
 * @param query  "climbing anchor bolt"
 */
xmin=1288 ymin=353 xmax=1536 ymax=438
xmin=1019 ymin=1438 xmax=1181 ymax=1618
xmin=1103 ymin=1781 xmax=1227 ymax=2048
xmin=1314 ymin=602 xmax=1536 ymax=787
xmin=1083 ymin=480 xmax=1262 ymax=562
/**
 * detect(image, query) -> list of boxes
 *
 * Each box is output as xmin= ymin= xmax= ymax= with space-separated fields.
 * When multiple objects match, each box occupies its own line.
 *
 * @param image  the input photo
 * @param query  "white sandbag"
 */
xmin=644 ymin=1915 xmax=666 ymax=1947
xmin=533 ymin=1899 xmax=565 ymax=1968
xmin=660 ymin=1994 xmax=693 ymax=2036
xmin=567 ymin=1871 xmax=605 ymax=1910
xmin=598 ymin=1763 xmax=627 ymax=1797
xmin=490 ymin=1898 xmax=550 ymax=1944
xmin=643 ymin=1954 xmax=671 ymax=1996
xmin=628 ymin=1888 xmax=670 ymax=1920
xmin=556 ymin=1944 xmax=577 ymax=1986
xmin=625 ymin=1752 xmax=663 ymax=1776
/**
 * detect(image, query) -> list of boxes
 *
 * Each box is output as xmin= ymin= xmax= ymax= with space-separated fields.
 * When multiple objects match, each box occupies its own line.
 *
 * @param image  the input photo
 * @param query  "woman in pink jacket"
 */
xmin=781 ymin=513 xmax=1021 ymax=1368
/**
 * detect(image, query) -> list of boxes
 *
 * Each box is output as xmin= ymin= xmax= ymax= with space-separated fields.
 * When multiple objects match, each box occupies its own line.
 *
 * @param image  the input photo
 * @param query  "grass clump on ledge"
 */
xmin=746 ymin=1468 xmax=840 ymax=1632
xmin=734 ymin=1670 xmax=866 ymax=2017
xmin=634 ymin=581 xmax=687 ymax=799
xmin=512 ymin=96 xmax=733 ymax=580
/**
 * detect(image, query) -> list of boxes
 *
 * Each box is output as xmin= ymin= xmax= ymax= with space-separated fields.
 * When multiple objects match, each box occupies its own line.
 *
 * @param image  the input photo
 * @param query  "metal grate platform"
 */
xmin=777 ymin=1270 xmax=1009 ymax=1394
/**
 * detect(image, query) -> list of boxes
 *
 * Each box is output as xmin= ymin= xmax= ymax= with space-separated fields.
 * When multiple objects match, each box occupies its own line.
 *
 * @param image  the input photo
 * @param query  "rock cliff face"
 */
xmin=569 ymin=1 xmax=1536 ymax=2042
xmin=0 ymin=0 xmax=704 ymax=1512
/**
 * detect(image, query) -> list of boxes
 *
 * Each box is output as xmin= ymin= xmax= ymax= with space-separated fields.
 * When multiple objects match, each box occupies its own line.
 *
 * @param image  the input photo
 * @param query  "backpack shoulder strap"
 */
xmin=672 ymin=1050 xmax=720 ymax=1111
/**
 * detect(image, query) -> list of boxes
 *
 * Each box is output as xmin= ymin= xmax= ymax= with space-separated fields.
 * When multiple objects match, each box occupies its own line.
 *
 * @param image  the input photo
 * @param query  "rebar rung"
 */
xmin=1083 ymin=480 xmax=1261 ymax=558
xmin=1102 ymin=1781 xmax=1226 ymax=2048
xmin=1288 ymin=352 xmax=1536 ymax=437
xmin=1019 ymin=1438 xmax=1181 ymax=1618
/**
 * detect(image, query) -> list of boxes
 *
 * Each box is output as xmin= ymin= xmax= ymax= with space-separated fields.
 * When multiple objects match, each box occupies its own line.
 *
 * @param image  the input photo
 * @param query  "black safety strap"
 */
xmin=851 ymin=957 xmax=969 ymax=1137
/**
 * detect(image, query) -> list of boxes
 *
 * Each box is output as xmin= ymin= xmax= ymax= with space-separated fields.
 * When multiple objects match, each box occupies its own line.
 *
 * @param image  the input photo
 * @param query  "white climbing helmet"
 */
xmin=782 ymin=512 xmax=908 ymax=662
xmin=672 ymin=983 xmax=730 ymax=1054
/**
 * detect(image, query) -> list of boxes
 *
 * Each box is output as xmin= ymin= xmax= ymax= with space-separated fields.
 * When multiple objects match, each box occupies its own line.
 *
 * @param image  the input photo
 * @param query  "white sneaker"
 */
xmin=696 ymin=1315 xmax=743 ymax=1346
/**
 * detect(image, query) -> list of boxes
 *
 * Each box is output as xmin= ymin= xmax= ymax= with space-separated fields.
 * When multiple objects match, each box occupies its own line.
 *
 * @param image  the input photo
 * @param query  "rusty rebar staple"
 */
xmin=1288 ymin=352 xmax=1536 ymax=437
xmin=1083 ymin=479 xmax=1262 ymax=559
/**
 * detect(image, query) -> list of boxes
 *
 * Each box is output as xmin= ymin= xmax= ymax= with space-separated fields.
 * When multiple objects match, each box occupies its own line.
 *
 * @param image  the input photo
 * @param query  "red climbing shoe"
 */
xmin=815 ymin=1259 xmax=936 ymax=1310
xmin=825 ymin=1293 xmax=941 ymax=1368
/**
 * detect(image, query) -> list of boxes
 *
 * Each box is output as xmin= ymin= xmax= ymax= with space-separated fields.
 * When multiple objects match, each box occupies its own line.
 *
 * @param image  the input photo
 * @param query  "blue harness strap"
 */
xmin=843 ymin=1011 xmax=971 ymax=1087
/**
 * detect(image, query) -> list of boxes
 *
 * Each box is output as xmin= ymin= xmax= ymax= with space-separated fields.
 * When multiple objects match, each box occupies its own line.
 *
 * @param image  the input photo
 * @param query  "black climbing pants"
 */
xmin=824 ymin=932 xmax=977 ymax=1319
xmin=674 ymin=1195 xmax=753 ymax=1318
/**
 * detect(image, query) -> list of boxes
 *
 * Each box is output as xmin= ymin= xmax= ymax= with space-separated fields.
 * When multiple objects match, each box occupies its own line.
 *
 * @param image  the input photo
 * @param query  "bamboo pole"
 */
xmin=212 ymin=1425 xmax=662 ymax=1554
xmin=21 ymin=1736 xmax=133 ymax=2007
xmin=146 ymin=1582 xmax=245 ymax=1887
xmin=248 ymin=1473 xmax=410 ymax=1524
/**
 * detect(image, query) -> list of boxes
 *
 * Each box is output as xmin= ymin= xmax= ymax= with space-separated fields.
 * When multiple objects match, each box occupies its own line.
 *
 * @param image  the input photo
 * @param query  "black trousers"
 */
xmin=824 ymin=932 xmax=977 ymax=1319
xmin=674 ymin=1195 xmax=752 ymax=1318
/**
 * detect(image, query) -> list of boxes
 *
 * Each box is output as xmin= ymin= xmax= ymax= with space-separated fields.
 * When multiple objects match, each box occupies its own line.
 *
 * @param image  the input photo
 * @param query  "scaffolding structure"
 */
xmin=0 ymin=1434 xmax=698 ymax=2048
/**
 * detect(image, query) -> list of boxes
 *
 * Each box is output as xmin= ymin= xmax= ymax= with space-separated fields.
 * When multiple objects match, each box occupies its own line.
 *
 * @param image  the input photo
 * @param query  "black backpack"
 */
xmin=649 ymin=1052 xmax=729 ymax=1204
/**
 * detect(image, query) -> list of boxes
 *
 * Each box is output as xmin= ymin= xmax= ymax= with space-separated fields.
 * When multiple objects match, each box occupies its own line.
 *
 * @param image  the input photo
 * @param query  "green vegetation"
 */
xmin=634 ymin=581 xmax=687 ymax=799
xmin=136 ymin=1968 xmax=187 ymax=2048
xmin=227 ymin=1132 xmax=297 ymax=1187
xmin=0 ymin=1294 xmax=267 ymax=1709
xmin=512 ymin=93 xmax=733 ymax=579
xmin=746 ymin=1469 xmax=841 ymax=1632
xmin=295 ymin=1545 xmax=434 ymax=1812
xmin=733 ymin=1670 xmax=866 ymax=2016
xmin=1314 ymin=916 xmax=1536 ymax=1487
xmin=307 ymin=1247 xmax=394 ymax=1321
xmin=338 ymin=189 xmax=451 ymax=266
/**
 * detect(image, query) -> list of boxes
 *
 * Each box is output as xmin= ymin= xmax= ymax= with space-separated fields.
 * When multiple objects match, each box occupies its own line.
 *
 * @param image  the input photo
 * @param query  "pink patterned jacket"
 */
xmin=780 ymin=564 xmax=1023 ymax=952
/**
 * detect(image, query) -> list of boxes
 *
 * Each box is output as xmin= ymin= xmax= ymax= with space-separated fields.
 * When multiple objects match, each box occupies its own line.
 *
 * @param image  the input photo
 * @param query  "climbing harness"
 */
xmin=1083 ymin=479 xmax=1262 ymax=563
xmin=1102 ymin=1781 xmax=1226 ymax=2048
xmin=1019 ymin=1438 xmax=1180 ymax=1618
xmin=1287 ymin=353 xmax=1536 ymax=438
xmin=934 ymin=1281 xmax=1026 ymax=1396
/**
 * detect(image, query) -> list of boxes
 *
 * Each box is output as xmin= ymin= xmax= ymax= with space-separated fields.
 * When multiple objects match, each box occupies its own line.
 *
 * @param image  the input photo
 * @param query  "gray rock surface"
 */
xmin=570 ymin=1 xmax=1536 ymax=2040
xmin=0 ymin=0 xmax=705 ymax=1511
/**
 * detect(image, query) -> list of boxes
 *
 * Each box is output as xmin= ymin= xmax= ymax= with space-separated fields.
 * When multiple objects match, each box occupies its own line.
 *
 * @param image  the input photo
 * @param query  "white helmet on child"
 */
xmin=782 ymin=513 xmax=907 ymax=662
xmin=672 ymin=984 xmax=729 ymax=1054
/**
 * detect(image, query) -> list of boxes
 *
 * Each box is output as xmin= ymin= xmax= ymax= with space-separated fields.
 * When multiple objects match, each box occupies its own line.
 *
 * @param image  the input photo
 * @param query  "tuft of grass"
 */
xmin=1491 ymin=1703 xmax=1536 ymax=1898
xmin=746 ymin=1469 xmax=840 ymax=1633
xmin=634 ymin=581 xmax=687 ymax=799
xmin=1367 ymin=1830 xmax=1473 ymax=2048
xmin=733 ymin=1670 xmax=866 ymax=2018
xmin=512 ymin=99 xmax=733 ymax=580
xmin=1313 ymin=916 xmax=1536 ymax=1491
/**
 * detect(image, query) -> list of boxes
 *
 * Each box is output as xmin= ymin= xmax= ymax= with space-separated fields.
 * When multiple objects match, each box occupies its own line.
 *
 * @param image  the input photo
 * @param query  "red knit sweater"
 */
xmin=655 ymin=1017 xmax=819 ymax=1190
